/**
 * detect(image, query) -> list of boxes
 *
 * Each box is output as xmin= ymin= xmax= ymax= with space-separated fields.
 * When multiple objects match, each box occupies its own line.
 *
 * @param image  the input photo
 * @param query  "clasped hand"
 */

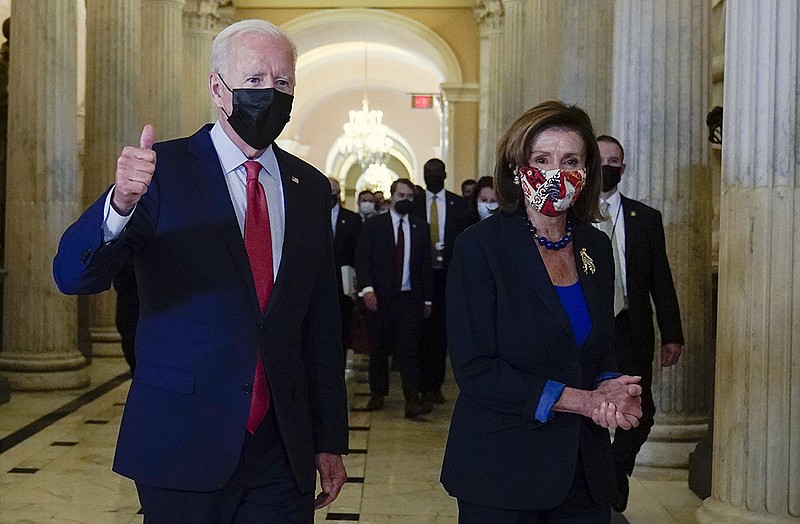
xmin=589 ymin=375 xmax=642 ymax=430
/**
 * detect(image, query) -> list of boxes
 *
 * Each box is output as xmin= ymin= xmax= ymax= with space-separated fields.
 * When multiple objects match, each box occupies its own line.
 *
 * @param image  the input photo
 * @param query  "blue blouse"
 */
xmin=535 ymin=281 xmax=611 ymax=423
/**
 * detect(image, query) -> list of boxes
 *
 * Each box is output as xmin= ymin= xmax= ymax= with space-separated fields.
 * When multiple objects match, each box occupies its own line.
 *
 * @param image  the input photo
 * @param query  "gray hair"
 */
xmin=210 ymin=19 xmax=297 ymax=76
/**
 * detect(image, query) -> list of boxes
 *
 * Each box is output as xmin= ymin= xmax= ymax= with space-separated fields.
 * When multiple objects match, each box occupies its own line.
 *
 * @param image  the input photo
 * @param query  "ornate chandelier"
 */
xmin=338 ymin=43 xmax=393 ymax=168
xmin=361 ymin=163 xmax=395 ymax=197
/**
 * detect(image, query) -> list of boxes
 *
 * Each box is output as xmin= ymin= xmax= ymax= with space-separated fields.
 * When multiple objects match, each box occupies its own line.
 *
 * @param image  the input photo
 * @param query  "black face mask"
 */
xmin=424 ymin=173 xmax=445 ymax=194
xmin=219 ymin=74 xmax=293 ymax=150
xmin=393 ymin=199 xmax=413 ymax=216
xmin=601 ymin=165 xmax=622 ymax=192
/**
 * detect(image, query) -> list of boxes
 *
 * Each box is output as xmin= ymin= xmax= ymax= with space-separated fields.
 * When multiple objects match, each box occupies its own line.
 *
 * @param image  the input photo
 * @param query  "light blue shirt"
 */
xmin=102 ymin=121 xmax=286 ymax=280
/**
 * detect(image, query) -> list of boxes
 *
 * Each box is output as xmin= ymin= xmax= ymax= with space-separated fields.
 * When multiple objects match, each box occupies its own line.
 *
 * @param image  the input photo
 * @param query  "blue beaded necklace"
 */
xmin=524 ymin=216 xmax=573 ymax=251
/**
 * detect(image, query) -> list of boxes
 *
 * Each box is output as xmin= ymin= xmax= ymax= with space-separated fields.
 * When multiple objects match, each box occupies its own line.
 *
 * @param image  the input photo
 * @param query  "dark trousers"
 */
xmin=610 ymin=310 xmax=656 ymax=475
xmin=370 ymin=291 xmax=424 ymax=400
xmin=457 ymin=454 xmax=610 ymax=523
xmin=420 ymin=268 xmax=447 ymax=393
xmin=136 ymin=410 xmax=313 ymax=524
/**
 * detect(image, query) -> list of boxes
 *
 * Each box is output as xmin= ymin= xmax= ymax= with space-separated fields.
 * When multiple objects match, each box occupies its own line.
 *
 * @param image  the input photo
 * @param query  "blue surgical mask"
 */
xmin=477 ymin=201 xmax=498 ymax=220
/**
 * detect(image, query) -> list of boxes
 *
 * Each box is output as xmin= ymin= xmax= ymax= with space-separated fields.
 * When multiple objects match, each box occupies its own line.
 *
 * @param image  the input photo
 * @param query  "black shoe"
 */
xmin=612 ymin=469 xmax=630 ymax=513
xmin=421 ymin=389 xmax=447 ymax=404
xmin=365 ymin=395 xmax=384 ymax=411
xmin=404 ymin=397 xmax=432 ymax=418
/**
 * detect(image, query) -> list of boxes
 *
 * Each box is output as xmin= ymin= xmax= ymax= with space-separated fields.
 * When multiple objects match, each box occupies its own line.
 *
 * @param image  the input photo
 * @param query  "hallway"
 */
xmin=0 ymin=355 xmax=701 ymax=523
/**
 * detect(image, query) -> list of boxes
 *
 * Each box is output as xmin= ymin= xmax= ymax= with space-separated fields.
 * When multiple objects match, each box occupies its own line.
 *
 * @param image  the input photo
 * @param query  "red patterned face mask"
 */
xmin=514 ymin=165 xmax=586 ymax=217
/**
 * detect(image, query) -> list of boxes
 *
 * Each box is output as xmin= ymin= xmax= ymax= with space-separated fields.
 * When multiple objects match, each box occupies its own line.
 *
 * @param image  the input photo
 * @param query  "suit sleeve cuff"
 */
xmin=594 ymin=373 xmax=622 ymax=384
xmin=102 ymin=186 xmax=135 ymax=243
xmin=595 ymin=372 xmax=621 ymax=386
xmin=535 ymin=380 xmax=566 ymax=423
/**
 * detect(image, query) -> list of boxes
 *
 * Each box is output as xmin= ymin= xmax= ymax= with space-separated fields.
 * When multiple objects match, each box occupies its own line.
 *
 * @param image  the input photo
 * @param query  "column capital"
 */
xmin=183 ymin=0 xmax=219 ymax=33
xmin=217 ymin=0 xmax=235 ymax=29
xmin=441 ymin=82 xmax=480 ymax=103
xmin=473 ymin=0 xmax=504 ymax=31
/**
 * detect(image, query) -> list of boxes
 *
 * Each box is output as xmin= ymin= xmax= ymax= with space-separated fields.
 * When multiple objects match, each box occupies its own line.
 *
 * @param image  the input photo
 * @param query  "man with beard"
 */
xmin=596 ymin=135 xmax=684 ymax=513
xmin=356 ymin=178 xmax=433 ymax=418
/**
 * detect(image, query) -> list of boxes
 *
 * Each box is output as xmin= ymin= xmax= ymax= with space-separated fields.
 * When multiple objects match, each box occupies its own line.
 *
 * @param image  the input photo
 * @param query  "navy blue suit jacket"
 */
xmin=53 ymin=125 xmax=348 ymax=493
xmin=440 ymin=211 xmax=618 ymax=510
xmin=354 ymin=212 xmax=433 ymax=309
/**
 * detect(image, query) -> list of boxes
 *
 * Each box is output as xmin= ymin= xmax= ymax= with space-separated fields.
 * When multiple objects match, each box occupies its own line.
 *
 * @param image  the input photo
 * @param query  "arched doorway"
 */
xmin=278 ymin=9 xmax=464 ymax=205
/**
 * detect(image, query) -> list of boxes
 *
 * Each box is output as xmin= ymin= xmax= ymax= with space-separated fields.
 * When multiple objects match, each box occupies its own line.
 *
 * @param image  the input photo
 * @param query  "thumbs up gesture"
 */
xmin=112 ymin=124 xmax=156 ymax=215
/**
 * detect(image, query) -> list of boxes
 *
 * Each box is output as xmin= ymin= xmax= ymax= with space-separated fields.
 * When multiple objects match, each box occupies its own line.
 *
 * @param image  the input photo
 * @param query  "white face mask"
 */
xmin=477 ymin=201 xmax=498 ymax=220
xmin=359 ymin=201 xmax=375 ymax=215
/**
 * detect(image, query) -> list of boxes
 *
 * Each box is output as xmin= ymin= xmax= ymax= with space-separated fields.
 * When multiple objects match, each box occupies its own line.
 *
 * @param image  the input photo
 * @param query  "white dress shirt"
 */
xmin=596 ymin=190 xmax=627 ymax=297
xmin=102 ymin=121 xmax=286 ymax=280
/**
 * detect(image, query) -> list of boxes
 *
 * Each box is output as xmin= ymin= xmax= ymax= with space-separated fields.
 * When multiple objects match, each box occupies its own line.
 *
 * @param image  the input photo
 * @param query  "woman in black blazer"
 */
xmin=441 ymin=101 xmax=643 ymax=523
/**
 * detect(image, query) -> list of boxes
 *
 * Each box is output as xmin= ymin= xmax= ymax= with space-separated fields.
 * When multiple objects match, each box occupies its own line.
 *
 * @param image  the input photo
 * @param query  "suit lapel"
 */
xmin=500 ymin=213 xmax=575 ymax=344
xmin=264 ymin=146 xmax=305 ymax=319
xmin=186 ymin=127 xmax=261 ymax=316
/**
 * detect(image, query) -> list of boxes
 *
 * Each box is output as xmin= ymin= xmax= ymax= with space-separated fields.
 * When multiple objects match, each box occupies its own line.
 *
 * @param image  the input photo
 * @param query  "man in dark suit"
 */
xmin=411 ymin=158 xmax=466 ymax=404
xmin=596 ymin=135 xmax=684 ymax=512
xmin=356 ymin=178 xmax=433 ymax=418
xmin=329 ymin=177 xmax=361 ymax=354
xmin=53 ymin=20 xmax=348 ymax=522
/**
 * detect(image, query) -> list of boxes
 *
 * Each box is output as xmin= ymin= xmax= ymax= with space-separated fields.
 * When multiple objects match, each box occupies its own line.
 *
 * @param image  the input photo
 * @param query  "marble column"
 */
xmin=502 ymin=0 xmax=528 ymax=128
xmin=0 ymin=1 xmax=88 ymax=390
xmin=474 ymin=0 xmax=504 ymax=178
xmin=182 ymin=0 xmax=218 ymax=135
xmin=141 ymin=0 xmax=185 ymax=140
xmin=557 ymin=0 xmax=614 ymax=134
xmin=83 ymin=0 xmax=141 ymax=358
xmin=441 ymin=83 xmax=480 ymax=188
xmin=696 ymin=2 xmax=800 ymax=522
xmin=522 ymin=0 xmax=561 ymax=111
xmin=611 ymin=0 xmax=712 ymax=468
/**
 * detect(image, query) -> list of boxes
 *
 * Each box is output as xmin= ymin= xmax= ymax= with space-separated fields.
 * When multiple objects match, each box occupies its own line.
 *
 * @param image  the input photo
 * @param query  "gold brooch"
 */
xmin=580 ymin=248 xmax=595 ymax=275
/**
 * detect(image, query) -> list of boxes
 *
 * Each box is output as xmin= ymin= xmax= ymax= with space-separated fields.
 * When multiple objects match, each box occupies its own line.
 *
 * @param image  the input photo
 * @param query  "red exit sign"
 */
xmin=411 ymin=95 xmax=434 ymax=109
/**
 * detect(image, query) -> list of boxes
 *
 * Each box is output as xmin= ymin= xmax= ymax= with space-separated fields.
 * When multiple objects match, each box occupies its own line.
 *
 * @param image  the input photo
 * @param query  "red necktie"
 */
xmin=243 ymin=160 xmax=273 ymax=434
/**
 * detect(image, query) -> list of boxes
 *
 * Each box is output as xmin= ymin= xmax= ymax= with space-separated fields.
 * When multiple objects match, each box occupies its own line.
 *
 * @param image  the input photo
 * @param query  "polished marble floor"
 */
xmin=0 ymin=354 xmax=702 ymax=523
